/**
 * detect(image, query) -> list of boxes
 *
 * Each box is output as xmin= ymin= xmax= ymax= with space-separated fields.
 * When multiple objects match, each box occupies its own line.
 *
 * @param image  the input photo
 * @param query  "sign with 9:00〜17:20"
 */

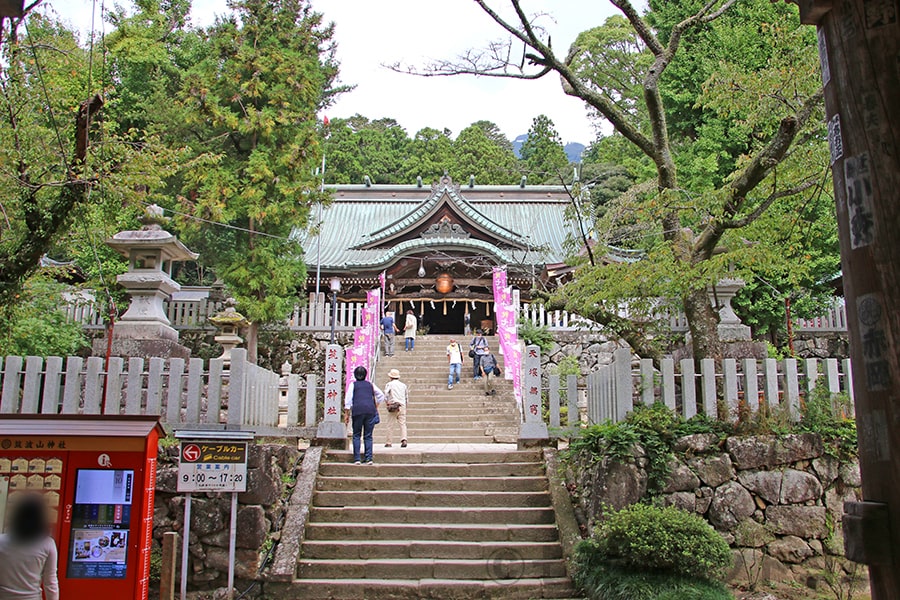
xmin=177 ymin=441 xmax=248 ymax=493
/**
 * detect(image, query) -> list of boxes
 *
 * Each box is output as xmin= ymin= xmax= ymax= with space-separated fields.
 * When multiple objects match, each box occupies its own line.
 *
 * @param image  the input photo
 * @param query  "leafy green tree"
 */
xmin=421 ymin=0 xmax=827 ymax=360
xmin=520 ymin=114 xmax=569 ymax=183
xmin=322 ymin=115 xmax=410 ymax=184
xmin=452 ymin=122 xmax=518 ymax=185
xmin=172 ymin=0 xmax=342 ymax=361
xmin=402 ymin=127 xmax=454 ymax=184
xmin=0 ymin=274 xmax=89 ymax=357
xmin=0 ymin=8 xmax=175 ymax=312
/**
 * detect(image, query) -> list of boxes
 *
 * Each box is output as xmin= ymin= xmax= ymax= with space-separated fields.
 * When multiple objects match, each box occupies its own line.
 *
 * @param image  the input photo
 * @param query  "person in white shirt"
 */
xmin=0 ymin=492 xmax=60 ymax=600
xmin=403 ymin=310 xmax=417 ymax=352
xmin=383 ymin=368 xmax=409 ymax=447
xmin=446 ymin=339 xmax=462 ymax=390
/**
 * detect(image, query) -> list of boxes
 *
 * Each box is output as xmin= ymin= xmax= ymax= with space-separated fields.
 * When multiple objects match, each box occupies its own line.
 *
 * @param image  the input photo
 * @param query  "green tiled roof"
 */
xmin=297 ymin=181 xmax=579 ymax=273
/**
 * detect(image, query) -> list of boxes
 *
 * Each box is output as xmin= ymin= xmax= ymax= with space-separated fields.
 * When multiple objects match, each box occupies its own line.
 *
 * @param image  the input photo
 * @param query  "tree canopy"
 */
xmin=408 ymin=0 xmax=831 ymax=360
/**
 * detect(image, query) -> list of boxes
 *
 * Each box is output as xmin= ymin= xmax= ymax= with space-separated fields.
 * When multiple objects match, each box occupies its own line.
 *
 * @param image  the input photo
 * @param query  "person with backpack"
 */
xmin=343 ymin=366 xmax=386 ymax=465
xmin=383 ymin=368 xmax=409 ymax=447
xmin=380 ymin=311 xmax=400 ymax=357
xmin=469 ymin=329 xmax=488 ymax=379
xmin=479 ymin=349 xmax=500 ymax=396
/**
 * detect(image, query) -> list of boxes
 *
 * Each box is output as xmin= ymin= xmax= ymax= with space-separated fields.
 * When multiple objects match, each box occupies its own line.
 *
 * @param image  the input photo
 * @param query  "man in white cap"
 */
xmin=383 ymin=368 xmax=409 ymax=447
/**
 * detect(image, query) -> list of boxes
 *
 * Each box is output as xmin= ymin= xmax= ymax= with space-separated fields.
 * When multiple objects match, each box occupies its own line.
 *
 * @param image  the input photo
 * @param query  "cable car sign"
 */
xmin=177 ymin=440 xmax=247 ymax=493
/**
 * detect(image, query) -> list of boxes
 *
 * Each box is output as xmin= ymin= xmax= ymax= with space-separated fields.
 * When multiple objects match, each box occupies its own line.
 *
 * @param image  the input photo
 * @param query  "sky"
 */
xmin=45 ymin=0 xmax=618 ymax=145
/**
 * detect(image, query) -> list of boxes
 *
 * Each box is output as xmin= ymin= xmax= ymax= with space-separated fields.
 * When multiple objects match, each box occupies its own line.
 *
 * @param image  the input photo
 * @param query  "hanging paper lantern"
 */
xmin=435 ymin=272 xmax=454 ymax=294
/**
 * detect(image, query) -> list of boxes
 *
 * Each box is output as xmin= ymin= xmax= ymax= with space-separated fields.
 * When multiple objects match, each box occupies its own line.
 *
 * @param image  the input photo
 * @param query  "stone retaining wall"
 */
xmin=538 ymin=332 xmax=618 ymax=385
xmin=566 ymin=432 xmax=866 ymax=591
xmin=153 ymin=442 xmax=302 ymax=591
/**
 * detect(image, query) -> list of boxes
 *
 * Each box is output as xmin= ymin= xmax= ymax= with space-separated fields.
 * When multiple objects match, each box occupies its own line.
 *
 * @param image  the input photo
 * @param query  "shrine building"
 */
xmin=297 ymin=175 xmax=580 ymax=335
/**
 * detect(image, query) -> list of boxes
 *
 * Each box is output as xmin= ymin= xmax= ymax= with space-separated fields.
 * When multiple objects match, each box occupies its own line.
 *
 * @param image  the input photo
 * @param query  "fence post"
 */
xmin=228 ymin=349 xmax=247 ymax=427
xmin=549 ymin=375 xmax=560 ymax=428
xmin=566 ymin=374 xmax=579 ymax=427
xmin=613 ymin=348 xmax=632 ymax=423
xmin=305 ymin=374 xmax=317 ymax=427
xmin=701 ymin=358 xmax=717 ymax=419
xmin=640 ymin=358 xmax=654 ymax=406
xmin=783 ymin=358 xmax=801 ymax=421
xmin=681 ymin=359 xmax=697 ymax=419
xmin=661 ymin=359 xmax=676 ymax=411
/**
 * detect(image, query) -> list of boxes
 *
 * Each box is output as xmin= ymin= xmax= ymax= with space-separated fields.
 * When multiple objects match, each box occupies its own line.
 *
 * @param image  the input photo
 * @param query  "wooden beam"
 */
xmin=790 ymin=0 xmax=832 ymax=25
xmin=809 ymin=2 xmax=900 ymax=597
xmin=0 ymin=1 xmax=24 ymax=18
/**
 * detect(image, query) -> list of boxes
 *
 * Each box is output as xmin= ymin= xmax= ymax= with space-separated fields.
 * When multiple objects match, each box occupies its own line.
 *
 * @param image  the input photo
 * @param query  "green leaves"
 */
xmin=520 ymin=115 xmax=569 ymax=183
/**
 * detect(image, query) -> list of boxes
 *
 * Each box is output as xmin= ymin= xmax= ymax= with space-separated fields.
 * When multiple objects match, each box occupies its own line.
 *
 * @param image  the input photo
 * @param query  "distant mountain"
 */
xmin=512 ymin=134 xmax=528 ymax=158
xmin=564 ymin=142 xmax=586 ymax=163
xmin=511 ymin=133 xmax=585 ymax=164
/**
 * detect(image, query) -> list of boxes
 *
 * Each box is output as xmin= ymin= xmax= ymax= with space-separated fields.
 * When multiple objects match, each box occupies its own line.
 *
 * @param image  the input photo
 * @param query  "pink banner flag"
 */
xmin=345 ymin=343 xmax=368 ymax=394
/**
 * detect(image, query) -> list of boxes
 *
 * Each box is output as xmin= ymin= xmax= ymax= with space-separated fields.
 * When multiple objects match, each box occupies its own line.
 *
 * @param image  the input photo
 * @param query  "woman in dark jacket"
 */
xmin=343 ymin=366 xmax=386 ymax=465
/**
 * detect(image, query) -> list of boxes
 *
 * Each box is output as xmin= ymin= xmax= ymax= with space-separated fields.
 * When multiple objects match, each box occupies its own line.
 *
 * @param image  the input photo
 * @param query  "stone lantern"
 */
xmin=208 ymin=298 xmax=250 ymax=365
xmin=94 ymin=204 xmax=198 ymax=359
xmin=711 ymin=278 xmax=752 ymax=342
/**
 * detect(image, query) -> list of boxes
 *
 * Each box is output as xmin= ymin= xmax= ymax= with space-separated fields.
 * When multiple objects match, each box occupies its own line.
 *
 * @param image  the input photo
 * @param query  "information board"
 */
xmin=67 ymin=468 xmax=133 ymax=580
xmin=177 ymin=441 xmax=247 ymax=493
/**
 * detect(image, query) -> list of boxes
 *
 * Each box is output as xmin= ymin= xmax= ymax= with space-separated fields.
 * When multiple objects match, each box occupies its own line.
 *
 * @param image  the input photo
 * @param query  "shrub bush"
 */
xmin=573 ymin=565 xmax=732 ymax=600
xmin=576 ymin=504 xmax=732 ymax=583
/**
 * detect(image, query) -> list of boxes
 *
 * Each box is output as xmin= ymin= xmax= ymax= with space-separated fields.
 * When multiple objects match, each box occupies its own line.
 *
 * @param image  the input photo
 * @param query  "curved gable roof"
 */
xmin=354 ymin=177 xmax=529 ymax=250
xmin=296 ymin=180 xmax=578 ymax=273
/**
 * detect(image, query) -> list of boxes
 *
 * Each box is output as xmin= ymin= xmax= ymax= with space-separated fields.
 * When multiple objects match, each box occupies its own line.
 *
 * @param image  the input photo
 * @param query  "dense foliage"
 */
xmin=574 ymin=504 xmax=732 ymax=599
xmin=0 ymin=275 xmax=90 ymax=357
xmin=567 ymin=390 xmax=857 ymax=497
xmin=420 ymin=0 xmax=836 ymax=361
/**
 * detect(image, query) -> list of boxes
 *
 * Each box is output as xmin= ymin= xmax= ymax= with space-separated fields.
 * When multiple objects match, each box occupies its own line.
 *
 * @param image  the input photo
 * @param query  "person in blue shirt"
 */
xmin=343 ymin=366 xmax=386 ymax=465
xmin=469 ymin=329 xmax=488 ymax=379
xmin=380 ymin=311 xmax=399 ymax=357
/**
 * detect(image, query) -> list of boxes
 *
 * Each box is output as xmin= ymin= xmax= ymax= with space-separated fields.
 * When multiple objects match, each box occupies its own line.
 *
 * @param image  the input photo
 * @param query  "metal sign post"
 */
xmin=175 ymin=431 xmax=253 ymax=600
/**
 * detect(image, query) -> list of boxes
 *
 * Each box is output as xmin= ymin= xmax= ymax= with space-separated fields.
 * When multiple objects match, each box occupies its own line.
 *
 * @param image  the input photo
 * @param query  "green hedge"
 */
xmin=574 ymin=504 xmax=732 ymax=599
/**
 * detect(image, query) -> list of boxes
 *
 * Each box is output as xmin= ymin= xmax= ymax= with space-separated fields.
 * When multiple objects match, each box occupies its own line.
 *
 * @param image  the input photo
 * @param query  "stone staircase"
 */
xmin=266 ymin=335 xmax=581 ymax=599
xmin=291 ymin=448 xmax=578 ymax=599
xmin=372 ymin=334 xmax=520 ymax=444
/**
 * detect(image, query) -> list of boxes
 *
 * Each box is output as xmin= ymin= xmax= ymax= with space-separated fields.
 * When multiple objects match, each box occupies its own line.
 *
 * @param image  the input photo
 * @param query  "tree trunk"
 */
xmin=246 ymin=322 xmax=258 ymax=365
xmin=683 ymin=287 xmax=722 ymax=361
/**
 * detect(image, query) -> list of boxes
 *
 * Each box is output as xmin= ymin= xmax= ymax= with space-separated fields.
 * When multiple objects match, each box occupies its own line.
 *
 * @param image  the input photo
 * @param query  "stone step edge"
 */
xmin=283 ymin=577 xmax=576 ymax=588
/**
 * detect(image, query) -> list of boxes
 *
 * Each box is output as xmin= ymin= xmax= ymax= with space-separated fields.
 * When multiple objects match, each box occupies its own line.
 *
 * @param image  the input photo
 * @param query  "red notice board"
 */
xmin=0 ymin=415 xmax=163 ymax=600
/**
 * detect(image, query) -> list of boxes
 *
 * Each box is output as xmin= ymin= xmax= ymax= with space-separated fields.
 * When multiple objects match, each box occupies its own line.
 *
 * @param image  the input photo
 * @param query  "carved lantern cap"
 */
xmin=209 ymin=298 xmax=250 ymax=329
xmin=106 ymin=204 xmax=198 ymax=263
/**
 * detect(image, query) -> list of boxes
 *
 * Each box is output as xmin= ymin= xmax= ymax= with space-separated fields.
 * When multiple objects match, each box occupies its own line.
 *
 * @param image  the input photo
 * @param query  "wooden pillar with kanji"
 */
xmin=793 ymin=1 xmax=900 ymax=597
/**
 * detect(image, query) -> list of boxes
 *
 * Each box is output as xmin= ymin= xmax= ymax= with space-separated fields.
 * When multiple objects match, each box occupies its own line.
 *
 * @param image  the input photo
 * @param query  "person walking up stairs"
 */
xmin=373 ymin=335 xmax=520 ymax=446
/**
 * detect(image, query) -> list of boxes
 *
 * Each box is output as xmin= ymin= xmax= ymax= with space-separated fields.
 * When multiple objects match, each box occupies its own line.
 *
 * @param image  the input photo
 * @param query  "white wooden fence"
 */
xmin=0 ymin=349 xmax=319 ymax=435
xmin=795 ymin=300 xmax=848 ymax=333
xmin=587 ymin=348 xmax=854 ymax=425
xmin=520 ymin=300 xmax=848 ymax=334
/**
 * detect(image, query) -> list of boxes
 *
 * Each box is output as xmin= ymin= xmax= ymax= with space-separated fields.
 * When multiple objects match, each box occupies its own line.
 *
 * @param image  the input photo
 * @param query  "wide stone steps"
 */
xmin=285 ymin=577 xmax=576 ymax=600
xmin=309 ymin=505 xmax=556 ymax=524
xmin=297 ymin=557 xmax=568 ymax=579
xmin=316 ymin=475 xmax=548 ymax=492
xmin=319 ymin=462 xmax=544 ymax=477
xmin=313 ymin=489 xmax=552 ymax=508
xmin=300 ymin=539 xmax=564 ymax=560
xmin=305 ymin=522 xmax=562 ymax=542
xmin=293 ymin=448 xmax=577 ymax=599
